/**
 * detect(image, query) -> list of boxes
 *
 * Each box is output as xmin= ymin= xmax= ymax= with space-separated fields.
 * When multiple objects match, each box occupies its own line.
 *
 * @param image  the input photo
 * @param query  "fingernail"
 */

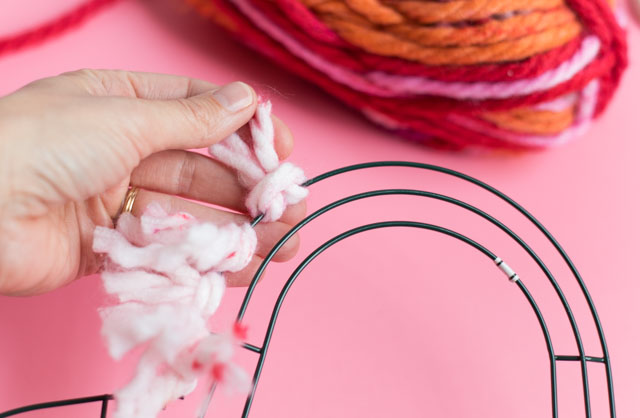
xmin=212 ymin=82 xmax=254 ymax=112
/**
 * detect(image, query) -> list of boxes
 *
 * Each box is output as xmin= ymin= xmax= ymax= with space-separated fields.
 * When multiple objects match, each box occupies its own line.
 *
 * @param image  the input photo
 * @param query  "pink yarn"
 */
xmin=533 ymin=94 xmax=579 ymax=112
xmin=367 ymin=36 xmax=602 ymax=100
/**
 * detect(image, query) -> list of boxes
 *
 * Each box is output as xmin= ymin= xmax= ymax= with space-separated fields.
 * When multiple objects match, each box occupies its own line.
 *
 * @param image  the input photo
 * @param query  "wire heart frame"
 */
xmin=0 ymin=161 xmax=616 ymax=418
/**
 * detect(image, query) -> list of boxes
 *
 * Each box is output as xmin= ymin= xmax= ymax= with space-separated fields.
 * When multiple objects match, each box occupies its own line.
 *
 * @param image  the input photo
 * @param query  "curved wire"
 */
xmin=300 ymin=161 xmax=614 ymax=416
xmin=237 ymin=189 xmax=569 ymax=415
xmin=0 ymin=395 xmax=113 ymax=418
xmin=239 ymin=221 xmax=556 ymax=418
xmin=231 ymin=162 xmax=617 ymax=417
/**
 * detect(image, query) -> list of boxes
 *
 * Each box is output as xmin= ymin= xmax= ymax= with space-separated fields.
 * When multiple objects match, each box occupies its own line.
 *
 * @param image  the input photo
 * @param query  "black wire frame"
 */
xmin=0 ymin=161 xmax=615 ymax=418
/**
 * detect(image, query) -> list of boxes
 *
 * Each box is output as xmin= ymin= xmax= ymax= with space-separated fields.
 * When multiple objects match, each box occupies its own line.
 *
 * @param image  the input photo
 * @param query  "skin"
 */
xmin=0 ymin=69 xmax=306 ymax=296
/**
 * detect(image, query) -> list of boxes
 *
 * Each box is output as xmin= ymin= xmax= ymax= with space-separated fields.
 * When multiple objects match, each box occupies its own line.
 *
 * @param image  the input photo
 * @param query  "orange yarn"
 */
xmin=343 ymin=0 xmax=403 ymax=24
xmin=304 ymin=0 xmax=581 ymax=65
xmin=382 ymin=9 xmax=578 ymax=48
xmin=482 ymin=106 xmax=576 ymax=135
xmin=321 ymin=16 xmax=581 ymax=65
xmin=385 ymin=0 xmax=566 ymax=25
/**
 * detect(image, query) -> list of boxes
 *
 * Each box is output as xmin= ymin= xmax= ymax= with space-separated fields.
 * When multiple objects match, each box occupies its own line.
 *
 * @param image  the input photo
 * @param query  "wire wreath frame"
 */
xmin=0 ymin=161 xmax=616 ymax=418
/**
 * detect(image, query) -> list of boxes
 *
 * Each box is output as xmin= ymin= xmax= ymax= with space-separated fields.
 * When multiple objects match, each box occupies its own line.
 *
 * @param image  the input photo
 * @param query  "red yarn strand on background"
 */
xmin=0 ymin=0 xmax=119 ymax=58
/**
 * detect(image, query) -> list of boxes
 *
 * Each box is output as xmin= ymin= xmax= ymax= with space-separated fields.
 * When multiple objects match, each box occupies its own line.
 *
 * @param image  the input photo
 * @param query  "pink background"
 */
xmin=1 ymin=1 xmax=639 ymax=417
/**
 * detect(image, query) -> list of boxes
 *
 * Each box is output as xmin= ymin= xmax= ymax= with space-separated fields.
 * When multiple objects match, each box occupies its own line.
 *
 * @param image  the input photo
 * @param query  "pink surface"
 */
xmin=0 ymin=1 xmax=639 ymax=417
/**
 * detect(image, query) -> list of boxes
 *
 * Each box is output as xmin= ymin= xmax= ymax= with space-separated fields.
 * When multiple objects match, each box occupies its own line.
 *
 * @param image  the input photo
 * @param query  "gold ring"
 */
xmin=113 ymin=186 xmax=140 ymax=224
xmin=122 ymin=186 xmax=139 ymax=214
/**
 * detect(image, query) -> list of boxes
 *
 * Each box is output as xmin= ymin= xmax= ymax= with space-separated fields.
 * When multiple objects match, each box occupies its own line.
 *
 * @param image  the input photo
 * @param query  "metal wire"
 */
xmin=0 ymin=395 xmax=113 ymax=417
xmin=0 ymin=161 xmax=616 ymax=418
xmin=300 ymin=161 xmax=614 ymax=417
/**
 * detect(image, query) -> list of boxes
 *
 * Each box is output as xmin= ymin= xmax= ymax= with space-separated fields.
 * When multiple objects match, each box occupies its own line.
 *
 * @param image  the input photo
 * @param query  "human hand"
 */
xmin=0 ymin=70 xmax=305 ymax=296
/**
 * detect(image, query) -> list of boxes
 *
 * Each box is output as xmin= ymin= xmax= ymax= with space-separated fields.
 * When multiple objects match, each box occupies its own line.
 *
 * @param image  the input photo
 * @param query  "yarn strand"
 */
xmin=0 ymin=0 xmax=119 ymax=57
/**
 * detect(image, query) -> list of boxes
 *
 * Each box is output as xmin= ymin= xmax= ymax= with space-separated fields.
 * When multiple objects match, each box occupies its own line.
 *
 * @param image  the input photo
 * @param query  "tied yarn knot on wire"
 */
xmin=209 ymin=101 xmax=308 ymax=222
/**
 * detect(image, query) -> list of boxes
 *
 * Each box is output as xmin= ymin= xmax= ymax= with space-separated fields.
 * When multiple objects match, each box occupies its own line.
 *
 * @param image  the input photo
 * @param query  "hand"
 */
xmin=0 ymin=70 xmax=305 ymax=296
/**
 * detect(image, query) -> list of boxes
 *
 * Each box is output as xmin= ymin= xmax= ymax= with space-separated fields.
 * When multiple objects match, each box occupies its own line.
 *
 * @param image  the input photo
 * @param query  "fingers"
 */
xmin=130 ymin=189 xmax=300 ymax=262
xmin=38 ymin=70 xmax=291 ymax=157
xmin=130 ymin=150 xmax=306 ymax=226
xmin=272 ymin=115 xmax=294 ymax=159
xmin=129 ymin=81 xmax=259 ymax=154
xmin=225 ymin=256 xmax=266 ymax=287
xmin=235 ymin=114 xmax=294 ymax=159
xmin=129 ymin=105 xmax=304 ymax=224
xmin=60 ymin=69 xmax=219 ymax=99
xmin=131 ymin=150 xmax=245 ymax=212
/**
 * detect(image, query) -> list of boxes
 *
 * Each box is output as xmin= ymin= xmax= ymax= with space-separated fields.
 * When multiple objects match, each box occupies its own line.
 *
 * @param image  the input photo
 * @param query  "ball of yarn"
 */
xmin=187 ymin=0 xmax=627 ymax=149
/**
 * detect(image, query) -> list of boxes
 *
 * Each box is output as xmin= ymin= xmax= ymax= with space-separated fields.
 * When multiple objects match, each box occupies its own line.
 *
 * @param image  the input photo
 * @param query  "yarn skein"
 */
xmin=187 ymin=0 xmax=628 ymax=150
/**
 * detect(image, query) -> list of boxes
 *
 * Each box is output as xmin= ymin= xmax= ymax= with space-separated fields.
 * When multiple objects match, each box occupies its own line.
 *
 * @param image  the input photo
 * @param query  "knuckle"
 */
xmin=59 ymin=69 xmax=109 ymax=95
xmin=174 ymin=152 xmax=197 ymax=196
xmin=61 ymin=68 xmax=102 ymax=84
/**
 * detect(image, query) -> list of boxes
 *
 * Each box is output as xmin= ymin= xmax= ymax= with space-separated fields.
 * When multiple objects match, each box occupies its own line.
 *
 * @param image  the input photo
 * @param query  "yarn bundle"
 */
xmin=188 ymin=0 xmax=628 ymax=149
xmin=94 ymin=204 xmax=254 ymax=418
xmin=93 ymin=102 xmax=307 ymax=418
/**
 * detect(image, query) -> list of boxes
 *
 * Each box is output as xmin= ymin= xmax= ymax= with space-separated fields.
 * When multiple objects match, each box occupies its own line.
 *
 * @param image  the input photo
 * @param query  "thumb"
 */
xmin=131 ymin=81 xmax=258 ymax=153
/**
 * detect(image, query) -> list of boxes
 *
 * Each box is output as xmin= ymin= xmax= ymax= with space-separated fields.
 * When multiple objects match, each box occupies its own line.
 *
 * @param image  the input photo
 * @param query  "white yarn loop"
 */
xmin=209 ymin=101 xmax=309 ymax=222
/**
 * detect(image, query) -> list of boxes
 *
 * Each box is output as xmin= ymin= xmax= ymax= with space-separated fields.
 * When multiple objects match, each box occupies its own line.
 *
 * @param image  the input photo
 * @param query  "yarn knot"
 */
xmin=209 ymin=100 xmax=308 ymax=222
xmin=247 ymin=161 xmax=307 ymax=222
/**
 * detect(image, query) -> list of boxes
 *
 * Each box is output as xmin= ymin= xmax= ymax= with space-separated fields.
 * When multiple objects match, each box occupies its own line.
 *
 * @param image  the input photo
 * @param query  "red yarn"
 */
xmin=564 ymin=0 xmax=628 ymax=116
xmin=232 ymin=321 xmax=249 ymax=340
xmin=192 ymin=0 xmax=627 ymax=149
xmin=0 ymin=0 xmax=119 ymax=57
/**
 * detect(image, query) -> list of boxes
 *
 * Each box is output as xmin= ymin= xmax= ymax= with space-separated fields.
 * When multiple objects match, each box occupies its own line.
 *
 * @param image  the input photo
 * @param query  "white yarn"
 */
xmin=93 ymin=203 xmax=257 ymax=418
xmin=209 ymin=101 xmax=309 ymax=222
xmin=94 ymin=101 xmax=307 ymax=418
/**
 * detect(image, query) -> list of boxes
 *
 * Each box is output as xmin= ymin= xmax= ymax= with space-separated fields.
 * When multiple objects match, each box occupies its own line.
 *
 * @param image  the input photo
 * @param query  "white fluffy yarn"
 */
xmin=94 ymin=203 xmax=254 ymax=418
xmin=209 ymin=101 xmax=308 ymax=222
xmin=94 ymin=101 xmax=307 ymax=418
